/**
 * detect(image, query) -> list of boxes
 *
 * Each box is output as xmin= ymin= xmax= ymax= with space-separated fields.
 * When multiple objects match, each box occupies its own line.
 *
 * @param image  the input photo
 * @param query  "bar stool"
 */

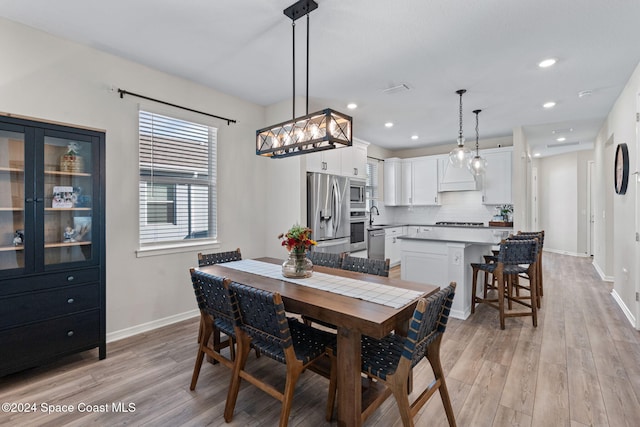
xmin=471 ymin=238 xmax=540 ymax=329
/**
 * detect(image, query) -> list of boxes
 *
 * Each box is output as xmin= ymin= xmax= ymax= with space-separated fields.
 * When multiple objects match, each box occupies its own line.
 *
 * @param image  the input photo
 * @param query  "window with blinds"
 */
xmin=366 ymin=158 xmax=379 ymax=210
xmin=139 ymin=111 xmax=217 ymax=245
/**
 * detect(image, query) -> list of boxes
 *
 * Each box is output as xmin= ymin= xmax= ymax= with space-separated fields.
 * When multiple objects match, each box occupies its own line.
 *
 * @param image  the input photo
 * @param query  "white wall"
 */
xmin=0 ymin=18 xmax=271 ymax=337
xmin=594 ymin=60 xmax=640 ymax=325
xmin=537 ymin=152 xmax=579 ymax=255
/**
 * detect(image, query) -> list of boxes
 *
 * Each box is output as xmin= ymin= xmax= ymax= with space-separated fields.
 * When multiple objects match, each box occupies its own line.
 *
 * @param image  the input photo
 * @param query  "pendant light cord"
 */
xmin=457 ymin=90 xmax=465 ymax=147
xmin=292 ymin=21 xmax=296 ymax=121
xmin=475 ymin=110 xmax=480 ymax=155
xmin=306 ymin=13 xmax=310 ymax=115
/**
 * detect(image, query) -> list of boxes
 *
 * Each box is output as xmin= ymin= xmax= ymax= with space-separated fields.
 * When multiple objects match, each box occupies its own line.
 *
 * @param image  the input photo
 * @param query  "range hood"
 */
xmin=438 ymin=157 xmax=479 ymax=192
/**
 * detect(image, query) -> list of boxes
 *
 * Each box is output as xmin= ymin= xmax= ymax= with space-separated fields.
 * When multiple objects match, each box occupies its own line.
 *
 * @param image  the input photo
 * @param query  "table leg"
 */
xmin=337 ymin=326 xmax=361 ymax=427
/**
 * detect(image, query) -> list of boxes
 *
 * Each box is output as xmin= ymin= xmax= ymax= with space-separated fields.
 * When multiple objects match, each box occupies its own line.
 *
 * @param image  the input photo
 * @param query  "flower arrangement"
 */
xmin=278 ymin=224 xmax=317 ymax=253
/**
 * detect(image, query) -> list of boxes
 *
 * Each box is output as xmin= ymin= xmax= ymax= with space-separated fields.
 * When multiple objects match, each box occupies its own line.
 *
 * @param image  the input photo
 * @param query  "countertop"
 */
xmin=367 ymin=223 xmax=514 ymax=231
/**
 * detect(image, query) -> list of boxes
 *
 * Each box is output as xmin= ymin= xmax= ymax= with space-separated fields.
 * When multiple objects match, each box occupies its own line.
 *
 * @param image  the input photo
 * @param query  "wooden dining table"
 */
xmin=197 ymin=257 xmax=439 ymax=427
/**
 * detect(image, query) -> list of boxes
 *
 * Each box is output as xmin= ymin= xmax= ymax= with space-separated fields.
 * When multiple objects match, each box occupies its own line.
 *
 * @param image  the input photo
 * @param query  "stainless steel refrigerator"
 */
xmin=307 ymin=172 xmax=350 ymax=254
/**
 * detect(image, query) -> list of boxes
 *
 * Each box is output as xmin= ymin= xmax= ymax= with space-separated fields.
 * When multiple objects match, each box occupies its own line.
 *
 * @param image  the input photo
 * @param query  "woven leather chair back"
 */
xmin=190 ymin=270 xmax=235 ymax=323
xmin=341 ymin=255 xmax=390 ymax=277
xmin=517 ymin=230 xmax=545 ymax=247
xmin=307 ymin=251 xmax=343 ymax=268
xmin=228 ymin=282 xmax=293 ymax=352
xmin=497 ymin=239 xmax=539 ymax=265
xmin=198 ymin=248 xmax=242 ymax=267
xmin=403 ymin=283 xmax=456 ymax=369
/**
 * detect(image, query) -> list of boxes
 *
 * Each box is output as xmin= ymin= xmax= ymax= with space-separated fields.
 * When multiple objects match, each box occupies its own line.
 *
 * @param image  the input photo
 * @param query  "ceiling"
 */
xmin=1 ymin=0 xmax=639 ymax=157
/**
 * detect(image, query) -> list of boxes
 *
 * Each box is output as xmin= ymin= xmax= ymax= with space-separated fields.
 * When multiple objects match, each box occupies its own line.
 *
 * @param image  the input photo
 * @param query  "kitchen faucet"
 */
xmin=369 ymin=205 xmax=380 ymax=226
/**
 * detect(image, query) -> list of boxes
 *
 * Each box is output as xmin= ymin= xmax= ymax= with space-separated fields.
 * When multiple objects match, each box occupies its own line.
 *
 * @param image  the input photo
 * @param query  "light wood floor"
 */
xmin=1 ymin=253 xmax=640 ymax=426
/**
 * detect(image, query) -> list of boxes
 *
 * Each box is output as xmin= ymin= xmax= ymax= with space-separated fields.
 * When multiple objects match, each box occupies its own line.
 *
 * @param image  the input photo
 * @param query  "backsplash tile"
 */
xmin=388 ymin=191 xmax=499 ymax=225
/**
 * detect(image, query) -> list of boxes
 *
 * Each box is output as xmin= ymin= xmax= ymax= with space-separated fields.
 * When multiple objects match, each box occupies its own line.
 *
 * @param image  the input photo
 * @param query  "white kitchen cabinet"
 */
xmin=383 ymin=158 xmax=412 ymax=206
xmin=306 ymin=147 xmax=342 ymax=175
xmin=383 ymin=159 xmax=401 ymax=205
xmin=341 ymin=140 xmax=368 ymax=178
xmin=481 ymin=147 xmax=512 ymax=205
xmin=411 ymin=156 xmax=439 ymax=205
xmin=384 ymin=226 xmax=404 ymax=266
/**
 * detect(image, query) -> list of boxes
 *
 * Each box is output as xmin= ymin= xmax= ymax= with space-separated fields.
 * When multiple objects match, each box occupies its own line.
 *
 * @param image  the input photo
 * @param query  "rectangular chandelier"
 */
xmin=256 ymin=108 xmax=352 ymax=158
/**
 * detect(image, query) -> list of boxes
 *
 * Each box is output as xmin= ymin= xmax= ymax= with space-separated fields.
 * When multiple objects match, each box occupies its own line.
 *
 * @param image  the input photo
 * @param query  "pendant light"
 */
xmin=468 ymin=109 xmax=487 ymax=176
xmin=448 ymin=89 xmax=472 ymax=168
xmin=256 ymin=0 xmax=352 ymax=158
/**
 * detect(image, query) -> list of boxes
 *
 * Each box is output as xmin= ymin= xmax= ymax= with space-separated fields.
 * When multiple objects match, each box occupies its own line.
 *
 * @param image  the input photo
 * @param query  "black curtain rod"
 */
xmin=367 ymin=155 xmax=385 ymax=162
xmin=117 ymin=89 xmax=237 ymax=125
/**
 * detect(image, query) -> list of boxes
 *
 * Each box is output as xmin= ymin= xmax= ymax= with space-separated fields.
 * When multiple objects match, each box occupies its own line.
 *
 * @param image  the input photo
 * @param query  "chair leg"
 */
xmin=389 ymin=378 xmax=414 ymax=427
xmin=224 ymin=332 xmax=252 ymax=422
xmin=279 ymin=366 xmax=303 ymax=427
xmin=471 ymin=266 xmax=479 ymax=314
xmin=530 ymin=267 xmax=538 ymax=328
xmin=498 ymin=273 xmax=506 ymax=330
xmin=427 ymin=340 xmax=457 ymax=427
xmin=483 ymin=270 xmax=489 ymax=298
xmin=197 ymin=316 xmax=203 ymax=343
xmin=190 ymin=319 xmax=213 ymax=390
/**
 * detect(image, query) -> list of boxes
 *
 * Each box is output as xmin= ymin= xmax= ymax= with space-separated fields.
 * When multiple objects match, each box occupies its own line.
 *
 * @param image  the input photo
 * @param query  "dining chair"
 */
xmin=306 ymin=251 xmax=344 ymax=268
xmin=196 ymin=248 xmax=242 ymax=344
xmin=327 ymin=283 xmax=457 ymax=427
xmin=471 ymin=239 xmax=539 ymax=329
xmin=188 ymin=269 xmax=237 ymax=390
xmin=517 ymin=230 xmax=545 ymax=302
xmin=224 ymin=282 xmax=337 ymax=427
xmin=340 ymin=255 xmax=390 ymax=277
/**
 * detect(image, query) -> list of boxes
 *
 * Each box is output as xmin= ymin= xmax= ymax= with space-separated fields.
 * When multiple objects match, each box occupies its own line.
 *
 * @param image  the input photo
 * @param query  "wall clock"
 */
xmin=614 ymin=143 xmax=629 ymax=195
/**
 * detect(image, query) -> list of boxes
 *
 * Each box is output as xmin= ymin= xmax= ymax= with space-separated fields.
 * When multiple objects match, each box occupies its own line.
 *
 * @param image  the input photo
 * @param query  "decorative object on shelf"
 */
xmin=448 ymin=89 xmax=472 ymax=168
xmin=52 ymin=186 xmax=74 ymax=208
xmin=614 ymin=142 xmax=629 ymax=195
xmin=63 ymin=226 xmax=77 ymax=242
xmin=256 ymin=0 xmax=352 ymax=159
xmin=498 ymin=204 xmax=513 ymax=222
xmin=468 ymin=109 xmax=487 ymax=176
xmin=278 ymin=224 xmax=316 ymax=278
xmin=60 ymin=141 xmax=84 ymax=172
xmin=13 ymin=230 xmax=24 ymax=246
xmin=73 ymin=216 xmax=92 ymax=241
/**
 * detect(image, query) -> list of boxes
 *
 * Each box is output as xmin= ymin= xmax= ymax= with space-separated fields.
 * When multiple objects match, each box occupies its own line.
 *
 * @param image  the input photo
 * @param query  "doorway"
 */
xmin=587 ymin=161 xmax=595 ymax=256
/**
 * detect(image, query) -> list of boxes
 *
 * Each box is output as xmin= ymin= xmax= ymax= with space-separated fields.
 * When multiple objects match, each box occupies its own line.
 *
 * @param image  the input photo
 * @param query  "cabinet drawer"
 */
xmin=0 ymin=267 xmax=100 ymax=296
xmin=0 ymin=310 xmax=100 ymax=376
xmin=0 ymin=283 xmax=99 ymax=329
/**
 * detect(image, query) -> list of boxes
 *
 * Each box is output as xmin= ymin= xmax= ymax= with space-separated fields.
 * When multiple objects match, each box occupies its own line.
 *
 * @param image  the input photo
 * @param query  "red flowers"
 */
xmin=278 ymin=224 xmax=317 ymax=253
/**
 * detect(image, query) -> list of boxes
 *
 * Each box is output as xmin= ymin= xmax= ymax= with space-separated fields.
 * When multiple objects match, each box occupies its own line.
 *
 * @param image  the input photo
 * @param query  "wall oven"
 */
xmin=349 ymin=210 xmax=366 ymax=252
xmin=349 ymin=179 xmax=366 ymax=211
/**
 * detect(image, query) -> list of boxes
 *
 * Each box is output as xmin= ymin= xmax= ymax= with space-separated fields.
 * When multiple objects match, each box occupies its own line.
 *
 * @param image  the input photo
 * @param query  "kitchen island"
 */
xmin=398 ymin=226 xmax=511 ymax=319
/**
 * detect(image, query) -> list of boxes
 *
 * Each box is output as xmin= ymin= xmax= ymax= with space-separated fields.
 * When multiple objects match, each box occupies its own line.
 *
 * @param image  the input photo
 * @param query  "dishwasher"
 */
xmin=367 ymin=229 xmax=386 ymax=260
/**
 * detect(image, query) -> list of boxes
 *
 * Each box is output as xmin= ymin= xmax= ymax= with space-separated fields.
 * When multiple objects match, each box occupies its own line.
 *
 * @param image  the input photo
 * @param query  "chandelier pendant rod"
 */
xmin=292 ymin=21 xmax=295 ymax=121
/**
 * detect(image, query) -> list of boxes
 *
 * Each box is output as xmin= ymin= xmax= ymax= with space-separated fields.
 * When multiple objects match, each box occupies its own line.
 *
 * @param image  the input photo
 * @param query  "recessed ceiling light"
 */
xmin=543 ymin=101 xmax=556 ymax=109
xmin=347 ymin=103 xmax=358 ymax=109
xmin=385 ymin=122 xmax=394 ymax=128
xmin=552 ymin=128 xmax=573 ymax=134
xmin=556 ymin=137 xmax=566 ymax=142
xmin=538 ymin=58 xmax=556 ymax=68
xmin=411 ymin=135 xmax=419 ymax=140
xmin=533 ymin=152 xmax=541 ymax=157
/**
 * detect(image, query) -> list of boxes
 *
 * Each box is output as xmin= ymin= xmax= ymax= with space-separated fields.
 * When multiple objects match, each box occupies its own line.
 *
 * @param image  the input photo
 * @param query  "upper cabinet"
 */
xmin=481 ymin=147 xmax=512 ymax=205
xmin=306 ymin=146 xmax=342 ymax=175
xmin=384 ymin=157 xmax=439 ymax=206
xmin=341 ymin=139 xmax=368 ymax=178
xmin=411 ymin=156 xmax=439 ymax=205
xmin=437 ymin=155 xmax=479 ymax=192
xmin=306 ymin=139 xmax=368 ymax=178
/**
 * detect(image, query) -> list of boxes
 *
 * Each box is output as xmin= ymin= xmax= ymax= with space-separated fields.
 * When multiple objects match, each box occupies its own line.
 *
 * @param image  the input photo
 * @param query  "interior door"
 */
xmin=635 ymin=92 xmax=640 ymax=329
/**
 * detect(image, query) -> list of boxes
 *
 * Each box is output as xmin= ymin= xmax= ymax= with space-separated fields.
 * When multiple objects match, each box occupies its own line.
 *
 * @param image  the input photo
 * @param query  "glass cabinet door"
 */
xmin=0 ymin=130 xmax=25 ymax=272
xmin=43 ymin=135 xmax=94 ymax=266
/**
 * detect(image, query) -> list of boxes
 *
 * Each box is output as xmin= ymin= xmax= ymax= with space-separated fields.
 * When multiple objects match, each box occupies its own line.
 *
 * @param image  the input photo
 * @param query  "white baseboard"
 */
xmin=450 ymin=308 xmax=470 ymax=321
xmin=106 ymin=309 xmax=199 ymax=343
xmin=544 ymin=248 xmax=590 ymax=258
xmin=592 ymin=260 xmax=614 ymax=282
xmin=611 ymin=289 xmax=637 ymax=328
